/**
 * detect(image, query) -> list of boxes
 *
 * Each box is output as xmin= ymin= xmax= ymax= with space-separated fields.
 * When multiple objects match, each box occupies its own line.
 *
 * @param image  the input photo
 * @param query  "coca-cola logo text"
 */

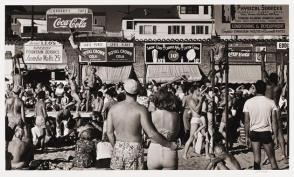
xmin=53 ymin=17 xmax=88 ymax=29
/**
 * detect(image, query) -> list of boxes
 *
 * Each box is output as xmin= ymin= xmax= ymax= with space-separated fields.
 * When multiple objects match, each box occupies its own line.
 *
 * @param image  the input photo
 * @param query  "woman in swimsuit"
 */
xmin=147 ymin=88 xmax=180 ymax=170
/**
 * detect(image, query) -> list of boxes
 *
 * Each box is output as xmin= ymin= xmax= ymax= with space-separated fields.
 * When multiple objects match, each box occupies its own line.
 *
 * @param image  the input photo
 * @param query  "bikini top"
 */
xmin=158 ymin=128 xmax=177 ymax=142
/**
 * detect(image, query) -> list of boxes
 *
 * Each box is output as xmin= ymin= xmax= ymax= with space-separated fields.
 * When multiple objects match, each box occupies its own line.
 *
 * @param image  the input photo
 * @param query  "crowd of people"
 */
xmin=5 ymin=63 xmax=289 ymax=170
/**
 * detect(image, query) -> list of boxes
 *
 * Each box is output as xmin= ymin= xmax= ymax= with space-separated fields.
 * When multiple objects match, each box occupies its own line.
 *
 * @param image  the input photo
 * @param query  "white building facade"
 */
xmin=122 ymin=5 xmax=215 ymax=40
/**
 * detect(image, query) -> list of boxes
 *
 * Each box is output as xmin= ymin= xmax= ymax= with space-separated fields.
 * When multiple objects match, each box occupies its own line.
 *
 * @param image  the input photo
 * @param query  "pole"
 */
xmin=224 ymin=41 xmax=229 ymax=151
xmin=286 ymin=49 xmax=289 ymax=156
xmin=31 ymin=6 xmax=34 ymax=40
xmin=210 ymin=47 xmax=216 ymax=130
xmin=260 ymin=50 xmax=266 ymax=80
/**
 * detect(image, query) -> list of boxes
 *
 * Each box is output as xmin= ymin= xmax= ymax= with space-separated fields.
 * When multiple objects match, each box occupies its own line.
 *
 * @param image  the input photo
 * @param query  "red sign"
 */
xmin=46 ymin=8 xmax=93 ymax=33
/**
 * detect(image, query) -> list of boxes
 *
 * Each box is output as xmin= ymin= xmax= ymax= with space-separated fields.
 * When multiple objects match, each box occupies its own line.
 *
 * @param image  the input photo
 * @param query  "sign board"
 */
xmin=106 ymin=42 xmax=135 ymax=62
xmin=78 ymin=42 xmax=134 ymax=63
xmin=24 ymin=41 xmax=63 ymax=63
xmin=277 ymin=42 xmax=289 ymax=50
xmin=145 ymin=43 xmax=201 ymax=64
xmin=255 ymin=46 xmax=267 ymax=62
xmin=46 ymin=8 xmax=93 ymax=33
xmin=79 ymin=42 xmax=107 ymax=62
xmin=214 ymin=5 xmax=289 ymax=36
xmin=228 ymin=43 xmax=253 ymax=61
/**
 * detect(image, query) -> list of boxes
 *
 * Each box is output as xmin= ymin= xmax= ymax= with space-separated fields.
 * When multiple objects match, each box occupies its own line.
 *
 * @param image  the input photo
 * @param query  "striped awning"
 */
xmin=82 ymin=65 xmax=132 ymax=84
xmin=227 ymin=65 xmax=261 ymax=83
xmin=146 ymin=65 xmax=202 ymax=83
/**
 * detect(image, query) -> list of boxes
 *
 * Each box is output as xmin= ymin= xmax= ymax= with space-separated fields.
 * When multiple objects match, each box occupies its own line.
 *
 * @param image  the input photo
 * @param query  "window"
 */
xmin=196 ymin=26 xmax=204 ymax=34
xmin=139 ymin=25 xmax=154 ymax=34
xmin=192 ymin=26 xmax=206 ymax=34
xmin=94 ymin=18 xmax=97 ymax=24
xmin=153 ymin=26 xmax=157 ymax=34
xmin=126 ymin=21 xmax=133 ymax=29
xmin=180 ymin=6 xmax=199 ymax=14
xmin=204 ymin=6 xmax=209 ymax=14
xmin=168 ymin=25 xmax=185 ymax=34
xmin=205 ymin=26 xmax=209 ymax=34
xmin=181 ymin=26 xmax=185 ymax=34
xmin=23 ymin=26 xmax=37 ymax=33
xmin=192 ymin=26 xmax=195 ymax=34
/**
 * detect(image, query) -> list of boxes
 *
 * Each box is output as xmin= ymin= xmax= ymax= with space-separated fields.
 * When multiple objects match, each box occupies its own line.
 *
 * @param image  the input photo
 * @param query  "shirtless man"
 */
xmin=6 ymin=86 xmax=26 ymax=142
xmin=183 ymin=87 xmax=205 ymax=159
xmin=181 ymin=88 xmax=194 ymax=139
xmin=66 ymin=66 xmax=81 ymax=113
xmin=206 ymin=143 xmax=241 ymax=170
xmin=84 ymin=67 xmax=102 ymax=112
xmin=56 ymin=108 xmax=73 ymax=137
xmin=264 ymin=73 xmax=287 ymax=163
xmin=7 ymin=126 xmax=34 ymax=169
xmin=33 ymin=91 xmax=47 ymax=150
xmin=107 ymin=79 xmax=177 ymax=170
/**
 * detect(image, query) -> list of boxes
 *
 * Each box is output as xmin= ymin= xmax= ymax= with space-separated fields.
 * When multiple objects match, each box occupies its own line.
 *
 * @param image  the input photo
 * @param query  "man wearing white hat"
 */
xmin=106 ymin=79 xmax=177 ymax=170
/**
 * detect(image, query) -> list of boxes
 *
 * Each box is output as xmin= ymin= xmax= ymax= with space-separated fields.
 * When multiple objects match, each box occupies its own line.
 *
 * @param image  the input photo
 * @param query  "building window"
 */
xmin=153 ymin=26 xmax=157 ymax=34
xmin=204 ymin=6 xmax=209 ymax=14
xmin=23 ymin=26 xmax=37 ymax=33
xmin=181 ymin=26 xmax=185 ymax=34
xmin=94 ymin=18 xmax=97 ymax=24
xmin=196 ymin=26 xmax=204 ymax=34
xmin=139 ymin=25 xmax=153 ymax=34
xmin=168 ymin=25 xmax=185 ymax=34
xmin=126 ymin=21 xmax=133 ymax=29
xmin=205 ymin=26 xmax=209 ymax=34
xmin=192 ymin=26 xmax=195 ymax=34
xmin=180 ymin=6 xmax=199 ymax=14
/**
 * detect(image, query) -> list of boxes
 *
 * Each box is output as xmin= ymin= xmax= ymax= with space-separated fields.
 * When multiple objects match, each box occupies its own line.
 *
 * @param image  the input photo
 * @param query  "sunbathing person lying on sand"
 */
xmin=206 ymin=143 xmax=241 ymax=170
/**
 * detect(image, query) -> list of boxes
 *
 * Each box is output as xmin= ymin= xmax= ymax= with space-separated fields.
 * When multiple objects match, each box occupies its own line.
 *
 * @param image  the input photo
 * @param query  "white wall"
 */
xmin=122 ymin=20 xmax=213 ymax=40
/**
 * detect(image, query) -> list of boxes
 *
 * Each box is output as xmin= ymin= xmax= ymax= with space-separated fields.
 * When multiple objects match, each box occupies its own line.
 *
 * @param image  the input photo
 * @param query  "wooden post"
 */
xmin=224 ymin=41 xmax=229 ymax=151
xmin=210 ymin=47 xmax=216 ymax=129
xmin=260 ymin=50 xmax=266 ymax=80
xmin=286 ymin=48 xmax=289 ymax=156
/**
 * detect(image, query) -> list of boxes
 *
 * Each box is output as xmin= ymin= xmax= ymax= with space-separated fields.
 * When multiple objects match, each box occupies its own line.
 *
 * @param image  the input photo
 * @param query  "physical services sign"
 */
xmin=214 ymin=5 xmax=288 ymax=36
xmin=47 ymin=8 xmax=93 ymax=33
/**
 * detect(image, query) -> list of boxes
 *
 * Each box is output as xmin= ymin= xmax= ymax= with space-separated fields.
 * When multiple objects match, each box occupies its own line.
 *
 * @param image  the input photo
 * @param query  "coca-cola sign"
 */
xmin=47 ymin=8 xmax=93 ymax=32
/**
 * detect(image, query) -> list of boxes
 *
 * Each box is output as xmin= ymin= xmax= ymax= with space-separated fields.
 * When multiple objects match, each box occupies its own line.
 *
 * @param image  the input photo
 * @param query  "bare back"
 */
xmin=35 ymin=100 xmax=46 ymax=118
xmin=108 ymin=101 xmax=146 ymax=143
xmin=151 ymin=110 xmax=180 ymax=141
xmin=6 ymin=96 xmax=23 ymax=121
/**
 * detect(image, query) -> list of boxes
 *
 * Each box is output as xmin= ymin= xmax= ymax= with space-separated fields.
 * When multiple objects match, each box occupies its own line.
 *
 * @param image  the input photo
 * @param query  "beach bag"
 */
xmin=96 ymin=141 xmax=113 ymax=160
xmin=194 ymin=132 xmax=204 ymax=154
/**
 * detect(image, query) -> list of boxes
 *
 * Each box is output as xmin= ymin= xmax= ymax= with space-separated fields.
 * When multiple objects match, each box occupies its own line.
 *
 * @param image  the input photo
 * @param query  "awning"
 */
xmin=146 ymin=65 xmax=202 ymax=83
xmin=26 ymin=64 xmax=67 ymax=70
xmin=82 ymin=65 xmax=132 ymax=83
xmin=227 ymin=65 xmax=261 ymax=83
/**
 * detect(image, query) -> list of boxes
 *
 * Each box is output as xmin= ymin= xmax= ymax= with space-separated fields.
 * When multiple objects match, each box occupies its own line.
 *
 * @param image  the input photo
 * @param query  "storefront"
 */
xmin=79 ymin=42 xmax=136 ymax=84
xmin=23 ymin=40 xmax=67 ymax=85
xmin=145 ymin=43 xmax=203 ymax=83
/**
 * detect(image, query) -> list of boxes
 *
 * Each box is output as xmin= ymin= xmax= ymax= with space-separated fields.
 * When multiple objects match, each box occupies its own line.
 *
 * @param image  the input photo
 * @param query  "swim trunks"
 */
xmin=35 ymin=116 xmax=46 ymax=129
xmin=190 ymin=117 xmax=201 ymax=124
xmin=249 ymin=131 xmax=273 ymax=144
xmin=110 ymin=141 xmax=144 ymax=170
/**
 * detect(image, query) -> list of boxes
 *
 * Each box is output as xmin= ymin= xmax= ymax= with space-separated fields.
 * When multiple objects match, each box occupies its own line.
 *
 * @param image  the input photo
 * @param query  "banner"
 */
xmin=79 ymin=42 xmax=106 ymax=62
xmin=24 ymin=41 xmax=63 ymax=63
xmin=228 ymin=43 xmax=253 ymax=61
xmin=106 ymin=43 xmax=134 ymax=62
xmin=46 ymin=8 xmax=93 ymax=32
xmin=214 ymin=5 xmax=289 ymax=36
xmin=145 ymin=43 xmax=201 ymax=64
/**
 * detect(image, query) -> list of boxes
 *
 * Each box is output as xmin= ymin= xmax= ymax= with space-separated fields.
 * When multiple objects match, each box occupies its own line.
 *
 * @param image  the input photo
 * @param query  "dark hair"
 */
xmin=269 ymin=73 xmax=278 ymax=84
xmin=97 ymin=91 xmax=103 ymax=98
xmin=138 ymin=88 xmax=147 ymax=96
xmin=117 ymin=92 xmax=126 ymax=102
xmin=105 ymin=88 xmax=117 ymax=98
xmin=154 ymin=88 xmax=177 ymax=112
xmin=37 ymin=91 xmax=46 ymax=100
xmin=255 ymin=80 xmax=267 ymax=95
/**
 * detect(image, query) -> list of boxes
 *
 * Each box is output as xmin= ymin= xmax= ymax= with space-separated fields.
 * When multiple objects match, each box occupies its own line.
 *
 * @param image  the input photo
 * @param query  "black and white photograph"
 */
xmin=2 ymin=0 xmax=292 ymax=173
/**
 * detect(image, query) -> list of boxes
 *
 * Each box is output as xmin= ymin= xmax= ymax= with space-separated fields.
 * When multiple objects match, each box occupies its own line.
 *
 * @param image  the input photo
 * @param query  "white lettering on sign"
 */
xmin=53 ymin=18 xmax=88 ymax=29
xmin=80 ymin=42 xmax=106 ymax=48
xmin=277 ymin=42 xmax=289 ymax=50
xmin=107 ymin=42 xmax=134 ymax=47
